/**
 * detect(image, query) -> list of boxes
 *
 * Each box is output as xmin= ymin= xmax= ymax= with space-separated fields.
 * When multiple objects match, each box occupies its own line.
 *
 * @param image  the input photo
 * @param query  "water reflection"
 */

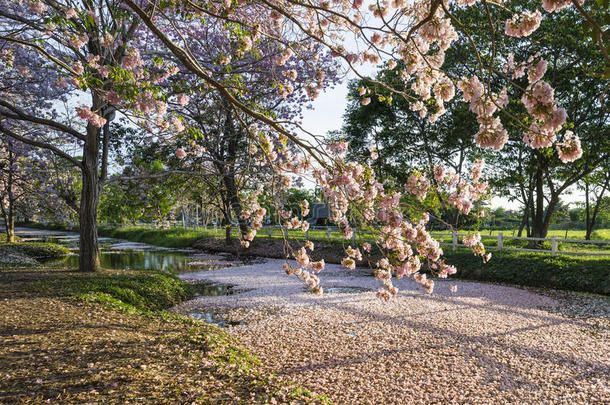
xmin=22 ymin=232 xmax=213 ymax=274
xmin=188 ymin=311 xmax=245 ymax=328
xmin=56 ymin=250 xmax=198 ymax=273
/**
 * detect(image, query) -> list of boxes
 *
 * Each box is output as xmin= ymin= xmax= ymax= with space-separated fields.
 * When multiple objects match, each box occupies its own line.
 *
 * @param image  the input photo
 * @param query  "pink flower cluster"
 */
xmin=462 ymin=233 xmax=491 ymax=263
xmin=505 ymin=11 xmax=542 ymax=37
xmin=405 ymin=173 xmax=430 ymax=201
xmin=517 ymin=57 xmax=569 ymax=151
xmin=555 ymin=131 xmax=583 ymax=163
xmin=176 ymin=94 xmax=190 ymax=106
xmin=28 ymin=0 xmax=47 ymax=15
xmin=75 ymin=106 xmax=107 ymax=128
xmin=458 ymin=76 xmax=509 ymax=151
xmin=175 ymin=148 xmax=186 ymax=159
xmin=122 ymin=47 xmax=144 ymax=71
xmin=70 ymin=33 xmax=89 ymax=49
xmin=542 ymin=0 xmax=579 ymax=12
xmin=311 ymin=148 xmax=484 ymax=297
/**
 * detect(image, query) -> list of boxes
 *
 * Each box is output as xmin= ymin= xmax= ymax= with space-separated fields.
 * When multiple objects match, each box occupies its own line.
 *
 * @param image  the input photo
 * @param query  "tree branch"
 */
xmin=0 ymin=124 xmax=83 ymax=169
xmin=0 ymin=100 xmax=86 ymax=141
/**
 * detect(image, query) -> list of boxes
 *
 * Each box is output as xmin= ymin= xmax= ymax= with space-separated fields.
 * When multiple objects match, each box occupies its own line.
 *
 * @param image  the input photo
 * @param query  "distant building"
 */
xmin=308 ymin=202 xmax=330 ymax=226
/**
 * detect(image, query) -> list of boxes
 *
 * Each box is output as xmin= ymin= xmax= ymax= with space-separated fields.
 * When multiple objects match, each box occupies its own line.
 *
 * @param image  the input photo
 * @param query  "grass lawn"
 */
xmin=475 ymin=228 xmax=610 ymax=240
xmin=98 ymin=225 xmax=610 ymax=254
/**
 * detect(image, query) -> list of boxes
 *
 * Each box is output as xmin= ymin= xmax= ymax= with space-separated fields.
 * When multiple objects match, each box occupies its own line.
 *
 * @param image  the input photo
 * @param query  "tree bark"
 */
xmin=585 ymin=181 xmax=592 ymax=240
xmin=531 ymin=164 xmax=545 ymax=239
xmin=78 ymin=116 xmax=102 ymax=272
xmin=518 ymin=206 xmax=528 ymax=237
xmin=585 ymin=175 xmax=610 ymax=240
xmin=3 ymin=146 xmax=15 ymax=243
xmin=223 ymin=173 xmax=248 ymax=236
xmin=3 ymin=206 xmax=14 ymax=243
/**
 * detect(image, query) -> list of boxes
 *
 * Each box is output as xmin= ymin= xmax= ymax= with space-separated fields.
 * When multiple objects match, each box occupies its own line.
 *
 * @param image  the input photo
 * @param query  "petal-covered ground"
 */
xmin=175 ymin=259 xmax=610 ymax=404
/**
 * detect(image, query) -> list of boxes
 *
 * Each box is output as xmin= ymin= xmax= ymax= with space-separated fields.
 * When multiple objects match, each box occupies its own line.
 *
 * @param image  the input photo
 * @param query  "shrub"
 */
xmin=443 ymin=249 xmax=610 ymax=295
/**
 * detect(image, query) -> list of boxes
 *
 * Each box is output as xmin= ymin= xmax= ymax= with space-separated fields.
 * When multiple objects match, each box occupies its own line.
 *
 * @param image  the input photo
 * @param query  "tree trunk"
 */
xmin=223 ymin=210 xmax=232 ymax=245
xmin=3 ymin=147 xmax=15 ymax=243
xmin=5 ymin=207 xmax=14 ymax=243
xmin=539 ymin=196 xmax=559 ymax=239
xmin=517 ymin=212 xmax=525 ymax=237
xmin=584 ymin=175 xmax=609 ymax=240
xmin=585 ymin=181 xmax=592 ymax=240
xmin=78 ymin=120 xmax=101 ymax=272
xmin=531 ymin=165 xmax=545 ymax=239
xmin=223 ymin=173 xmax=248 ymax=237
xmin=218 ymin=103 xmax=248 ymax=238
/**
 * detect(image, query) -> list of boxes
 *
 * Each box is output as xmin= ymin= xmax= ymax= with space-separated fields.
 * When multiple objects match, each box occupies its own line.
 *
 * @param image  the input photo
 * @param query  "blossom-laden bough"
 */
xmin=0 ymin=0 xmax=603 ymax=295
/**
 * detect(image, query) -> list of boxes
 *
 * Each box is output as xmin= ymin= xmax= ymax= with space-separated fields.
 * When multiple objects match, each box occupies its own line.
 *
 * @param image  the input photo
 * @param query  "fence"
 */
xmin=96 ymin=222 xmax=610 ymax=257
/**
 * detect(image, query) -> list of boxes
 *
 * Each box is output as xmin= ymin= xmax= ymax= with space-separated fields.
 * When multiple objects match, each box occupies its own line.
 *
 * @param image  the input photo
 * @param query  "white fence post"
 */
xmin=551 ymin=236 xmax=558 ymax=256
xmin=305 ymin=229 xmax=309 ymax=239
xmin=498 ymin=232 xmax=503 ymax=251
xmin=452 ymin=229 xmax=457 ymax=251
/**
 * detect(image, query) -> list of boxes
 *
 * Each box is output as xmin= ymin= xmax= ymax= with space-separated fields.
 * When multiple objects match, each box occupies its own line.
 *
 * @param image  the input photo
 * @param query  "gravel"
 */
xmin=173 ymin=258 xmax=610 ymax=404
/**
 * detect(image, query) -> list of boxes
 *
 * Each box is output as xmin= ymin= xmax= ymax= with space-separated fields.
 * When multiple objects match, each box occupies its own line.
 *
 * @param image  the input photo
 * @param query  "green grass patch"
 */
xmin=443 ymin=249 xmax=610 ymax=295
xmin=98 ymin=226 xmax=208 ymax=248
xmin=0 ymin=242 xmax=70 ymax=259
xmin=2 ymin=266 xmax=194 ymax=312
xmin=0 ymin=233 xmax=21 ymax=242
xmin=472 ymin=228 xmax=610 ymax=240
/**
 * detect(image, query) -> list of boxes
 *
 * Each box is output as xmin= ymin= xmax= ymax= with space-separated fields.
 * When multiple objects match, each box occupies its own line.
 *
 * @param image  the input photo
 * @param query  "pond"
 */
xmin=187 ymin=310 xmax=246 ymax=328
xmin=18 ymin=229 xmax=223 ymax=273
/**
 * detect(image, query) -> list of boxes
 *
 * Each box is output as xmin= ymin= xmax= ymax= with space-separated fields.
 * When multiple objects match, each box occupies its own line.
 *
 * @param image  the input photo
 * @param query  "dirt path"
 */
xmin=175 ymin=259 xmax=610 ymax=404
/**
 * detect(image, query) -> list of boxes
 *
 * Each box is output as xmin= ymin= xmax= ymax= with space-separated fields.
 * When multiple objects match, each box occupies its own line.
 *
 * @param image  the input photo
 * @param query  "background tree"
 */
xmin=0 ymin=1 xmax=148 ymax=271
xmin=580 ymin=160 xmax=610 ymax=239
xmin=0 ymin=137 xmax=41 ymax=241
xmin=451 ymin=2 xmax=610 ymax=239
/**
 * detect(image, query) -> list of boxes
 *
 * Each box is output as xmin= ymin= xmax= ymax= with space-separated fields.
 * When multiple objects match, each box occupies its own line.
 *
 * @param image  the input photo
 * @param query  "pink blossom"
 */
xmin=341 ymin=257 xmax=356 ymax=270
xmin=556 ymin=131 xmax=583 ymax=163
xmin=99 ymin=65 xmax=110 ymax=78
xmin=505 ymin=11 xmax=542 ymax=37
xmin=29 ymin=1 xmax=47 ymax=15
xmin=70 ymin=33 xmax=89 ymax=49
xmin=172 ymin=94 xmax=189 ymax=107
xmin=542 ymin=0 xmax=573 ymax=12
xmin=76 ymin=106 xmax=107 ymax=128
xmin=66 ymin=8 xmax=77 ymax=19
xmin=310 ymin=259 xmax=325 ymax=272
xmin=106 ymin=91 xmax=121 ymax=104
xmin=122 ymin=47 xmax=143 ymax=71
xmin=72 ymin=61 xmax=84 ymax=75
xmin=170 ymin=117 xmax=185 ymax=133
xmin=527 ymin=59 xmax=547 ymax=83
xmin=176 ymin=148 xmax=186 ymax=159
